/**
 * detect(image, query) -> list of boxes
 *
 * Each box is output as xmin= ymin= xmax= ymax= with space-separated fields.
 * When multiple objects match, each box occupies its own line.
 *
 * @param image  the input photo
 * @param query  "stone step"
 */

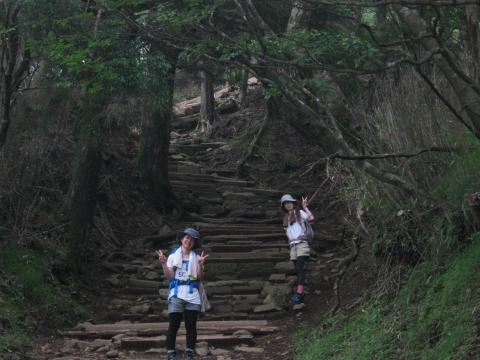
xmin=202 ymin=233 xmax=285 ymax=242
xmin=171 ymin=178 xmax=254 ymax=188
xmin=62 ymin=320 xmax=276 ymax=339
xmin=120 ymin=334 xmax=254 ymax=350
xmin=186 ymin=214 xmax=279 ymax=225
xmin=203 ymin=242 xmax=288 ymax=252
xmin=208 ymin=252 xmax=286 ymax=263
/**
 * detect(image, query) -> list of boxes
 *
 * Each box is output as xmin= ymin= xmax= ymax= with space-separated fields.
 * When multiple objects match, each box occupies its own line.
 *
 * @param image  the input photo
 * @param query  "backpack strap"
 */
xmin=168 ymin=261 xmax=200 ymax=297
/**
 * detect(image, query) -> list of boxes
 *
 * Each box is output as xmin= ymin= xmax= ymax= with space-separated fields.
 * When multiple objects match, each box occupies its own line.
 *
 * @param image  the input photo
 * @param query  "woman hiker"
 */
xmin=280 ymin=194 xmax=314 ymax=305
xmin=156 ymin=227 xmax=208 ymax=360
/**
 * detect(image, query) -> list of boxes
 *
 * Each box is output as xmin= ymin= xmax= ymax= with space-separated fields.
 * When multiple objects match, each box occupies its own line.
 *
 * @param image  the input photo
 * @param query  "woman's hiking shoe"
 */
xmin=291 ymin=293 xmax=304 ymax=305
xmin=184 ymin=348 xmax=195 ymax=360
xmin=167 ymin=350 xmax=177 ymax=360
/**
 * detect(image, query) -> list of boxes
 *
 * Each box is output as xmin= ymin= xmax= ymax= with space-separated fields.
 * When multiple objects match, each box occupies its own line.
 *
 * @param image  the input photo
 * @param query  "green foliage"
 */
xmin=0 ymin=244 xmax=90 ymax=354
xmin=432 ymin=136 xmax=480 ymax=210
xmin=294 ymin=235 xmax=480 ymax=360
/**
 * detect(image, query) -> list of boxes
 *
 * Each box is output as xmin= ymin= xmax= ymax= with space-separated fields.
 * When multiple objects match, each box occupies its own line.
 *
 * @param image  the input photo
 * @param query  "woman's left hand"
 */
xmin=302 ymin=196 xmax=309 ymax=208
xmin=199 ymin=251 xmax=209 ymax=266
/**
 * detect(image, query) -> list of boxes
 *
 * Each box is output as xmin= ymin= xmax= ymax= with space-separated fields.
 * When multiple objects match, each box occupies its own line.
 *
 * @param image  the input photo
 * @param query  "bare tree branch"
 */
xmin=329 ymin=146 xmax=458 ymax=160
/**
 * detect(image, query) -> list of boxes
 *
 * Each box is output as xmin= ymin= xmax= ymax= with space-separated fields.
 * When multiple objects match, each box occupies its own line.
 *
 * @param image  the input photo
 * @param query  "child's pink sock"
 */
xmin=297 ymin=284 xmax=304 ymax=294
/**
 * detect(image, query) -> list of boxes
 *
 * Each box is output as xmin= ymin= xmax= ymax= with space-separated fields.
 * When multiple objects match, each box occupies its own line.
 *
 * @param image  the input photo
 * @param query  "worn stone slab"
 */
xmin=120 ymin=334 xmax=254 ymax=350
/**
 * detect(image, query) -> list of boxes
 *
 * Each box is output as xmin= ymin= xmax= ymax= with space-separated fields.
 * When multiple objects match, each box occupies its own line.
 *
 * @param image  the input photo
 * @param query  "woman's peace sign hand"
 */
xmin=155 ymin=250 xmax=167 ymax=264
xmin=302 ymin=196 xmax=309 ymax=208
xmin=199 ymin=251 xmax=209 ymax=266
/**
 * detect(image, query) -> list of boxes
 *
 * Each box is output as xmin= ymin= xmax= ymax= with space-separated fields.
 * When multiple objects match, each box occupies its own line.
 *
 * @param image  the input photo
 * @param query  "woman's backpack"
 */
xmin=303 ymin=220 xmax=315 ymax=245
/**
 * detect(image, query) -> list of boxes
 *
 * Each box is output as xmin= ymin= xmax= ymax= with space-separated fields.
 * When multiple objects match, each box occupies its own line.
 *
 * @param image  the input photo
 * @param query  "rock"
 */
xmin=253 ymin=303 xmax=282 ymax=313
xmin=233 ymin=329 xmax=253 ymax=337
xmin=268 ymin=274 xmax=286 ymax=282
xmin=196 ymin=341 xmax=209 ymax=356
xmin=275 ymin=262 xmax=294 ymax=272
xmin=219 ymin=144 xmax=232 ymax=151
xmin=234 ymin=346 xmax=265 ymax=353
xmin=109 ymin=299 xmax=130 ymax=306
xmin=293 ymin=303 xmax=306 ymax=311
xmin=106 ymin=349 xmax=119 ymax=358
xmin=171 ymin=153 xmax=186 ymax=160
xmin=95 ymin=346 xmax=110 ymax=353
xmin=261 ymin=283 xmax=291 ymax=298
xmin=210 ymin=348 xmax=230 ymax=355
xmin=217 ymin=99 xmax=239 ymax=114
xmin=85 ymin=339 xmax=111 ymax=352
xmin=129 ymin=303 xmax=151 ymax=314
xmin=144 ymin=271 xmax=161 ymax=280
xmin=107 ymin=275 xmax=123 ymax=287
xmin=40 ymin=344 xmax=52 ymax=353
xmin=159 ymin=224 xmax=173 ymax=236
xmin=64 ymin=339 xmax=89 ymax=351
xmin=248 ymin=77 xmax=258 ymax=85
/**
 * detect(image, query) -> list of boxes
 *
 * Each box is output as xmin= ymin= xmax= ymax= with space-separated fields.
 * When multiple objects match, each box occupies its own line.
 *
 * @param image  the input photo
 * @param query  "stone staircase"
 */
xmin=38 ymin=140 xmax=336 ymax=360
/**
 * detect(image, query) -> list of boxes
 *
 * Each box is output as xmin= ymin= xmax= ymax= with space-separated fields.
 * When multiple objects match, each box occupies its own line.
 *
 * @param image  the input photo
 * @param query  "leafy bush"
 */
xmin=0 ymin=244 xmax=90 ymax=354
xmin=294 ymin=235 xmax=480 ymax=359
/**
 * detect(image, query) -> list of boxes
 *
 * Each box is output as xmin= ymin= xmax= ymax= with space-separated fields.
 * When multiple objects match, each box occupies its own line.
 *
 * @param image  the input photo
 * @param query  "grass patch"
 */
xmin=0 ymin=243 xmax=90 ymax=354
xmin=294 ymin=235 xmax=480 ymax=359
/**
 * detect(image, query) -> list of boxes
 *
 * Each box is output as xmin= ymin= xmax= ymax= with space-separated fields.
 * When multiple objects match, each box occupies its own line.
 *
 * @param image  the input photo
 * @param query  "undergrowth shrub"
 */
xmin=340 ymin=67 xmax=480 ymax=261
xmin=294 ymin=235 xmax=480 ymax=360
xmin=0 ymin=243 xmax=89 ymax=354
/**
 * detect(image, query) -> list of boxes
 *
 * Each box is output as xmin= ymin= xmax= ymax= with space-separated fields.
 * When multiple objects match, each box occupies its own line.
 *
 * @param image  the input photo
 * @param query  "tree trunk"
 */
xmin=466 ymin=5 xmax=480 ymax=83
xmin=139 ymin=62 xmax=178 ymax=214
xmin=239 ymin=66 xmax=249 ymax=110
xmin=0 ymin=2 xmax=30 ymax=150
xmin=198 ymin=69 xmax=215 ymax=134
xmin=66 ymin=100 xmax=104 ymax=272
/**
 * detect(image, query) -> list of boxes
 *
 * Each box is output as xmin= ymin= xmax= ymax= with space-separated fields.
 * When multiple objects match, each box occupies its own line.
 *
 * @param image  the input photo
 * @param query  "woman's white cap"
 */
xmin=280 ymin=194 xmax=297 ymax=204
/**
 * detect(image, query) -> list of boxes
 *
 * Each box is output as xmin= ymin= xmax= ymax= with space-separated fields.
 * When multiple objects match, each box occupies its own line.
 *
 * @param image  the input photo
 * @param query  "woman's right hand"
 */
xmin=155 ymin=250 xmax=167 ymax=264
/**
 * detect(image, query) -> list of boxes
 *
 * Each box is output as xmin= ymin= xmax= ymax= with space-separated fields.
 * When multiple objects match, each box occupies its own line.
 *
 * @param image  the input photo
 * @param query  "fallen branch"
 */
xmin=329 ymin=146 xmax=457 ymax=161
xmin=236 ymin=100 xmax=271 ymax=178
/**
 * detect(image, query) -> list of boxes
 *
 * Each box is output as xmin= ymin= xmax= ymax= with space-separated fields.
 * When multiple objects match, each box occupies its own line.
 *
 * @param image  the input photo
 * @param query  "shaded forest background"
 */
xmin=1 ymin=0 xmax=480 ymax=358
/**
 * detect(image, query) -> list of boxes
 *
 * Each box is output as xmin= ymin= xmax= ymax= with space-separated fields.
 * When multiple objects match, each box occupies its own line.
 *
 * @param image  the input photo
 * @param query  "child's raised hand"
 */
xmin=302 ymin=196 xmax=309 ymax=208
xmin=155 ymin=250 xmax=167 ymax=264
xmin=199 ymin=251 xmax=209 ymax=266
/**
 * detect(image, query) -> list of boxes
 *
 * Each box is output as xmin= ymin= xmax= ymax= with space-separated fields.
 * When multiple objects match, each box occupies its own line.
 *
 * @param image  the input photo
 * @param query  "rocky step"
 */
xmin=185 ymin=214 xmax=279 ymax=225
xmin=120 ymin=334 xmax=255 ymax=350
xmin=190 ymin=222 xmax=281 ymax=233
xmin=204 ymin=168 xmax=237 ymax=177
xmin=61 ymin=320 xmax=277 ymax=339
xmin=202 ymin=232 xmax=284 ymax=241
xmin=203 ymin=242 xmax=288 ymax=252
xmin=169 ymin=142 xmax=227 ymax=152
xmin=169 ymin=171 xmax=245 ymax=183
xmin=171 ymin=178 xmax=254 ymax=188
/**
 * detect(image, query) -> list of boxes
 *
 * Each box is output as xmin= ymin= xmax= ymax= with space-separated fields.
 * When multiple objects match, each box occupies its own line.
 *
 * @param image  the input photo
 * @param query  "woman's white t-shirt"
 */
xmin=166 ymin=255 xmax=201 ymax=305
xmin=285 ymin=210 xmax=308 ymax=244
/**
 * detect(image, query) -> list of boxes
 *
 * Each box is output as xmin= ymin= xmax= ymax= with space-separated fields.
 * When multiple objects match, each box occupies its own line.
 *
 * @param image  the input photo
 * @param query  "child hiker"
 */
xmin=156 ymin=227 xmax=208 ymax=360
xmin=280 ymin=194 xmax=314 ymax=305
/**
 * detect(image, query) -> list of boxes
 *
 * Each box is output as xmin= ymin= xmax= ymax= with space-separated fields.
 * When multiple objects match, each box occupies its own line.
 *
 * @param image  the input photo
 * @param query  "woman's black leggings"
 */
xmin=166 ymin=310 xmax=199 ymax=350
xmin=292 ymin=256 xmax=308 ymax=286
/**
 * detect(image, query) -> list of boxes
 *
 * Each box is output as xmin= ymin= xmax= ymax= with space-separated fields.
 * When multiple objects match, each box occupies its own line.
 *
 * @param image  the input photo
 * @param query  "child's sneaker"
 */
xmin=167 ymin=350 xmax=177 ymax=360
xmin=184 ymin=348 xmax=195 ymax=360
xmin=291 ymin=293 xmax=304 ymax=305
